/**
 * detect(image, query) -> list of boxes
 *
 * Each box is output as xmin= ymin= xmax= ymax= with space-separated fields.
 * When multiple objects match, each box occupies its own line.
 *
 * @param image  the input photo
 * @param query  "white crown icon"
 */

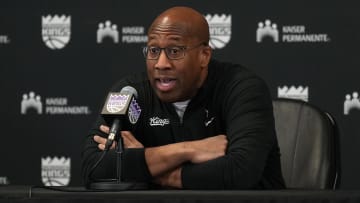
xmin=256 ymin=19 xmax=279 ymax=43
xmin=41 ymin=156 xmax=71 ymax=186
xmin=278 ymin=86 xmax=308 ymax=102
xmin=42 ymin=15 xmax=71 ymax=49
xmin=344 ymin=92 xmax=360 ymax=115
xmin=42 ymin=15 xmax=71 ymax=24
xmin=205 ymin=14 xmax=231 ymax=24
xmin=205 ymin=14 xmax=231 ymax=49
xmin=41 ymin=156 xmax=70 ymax=165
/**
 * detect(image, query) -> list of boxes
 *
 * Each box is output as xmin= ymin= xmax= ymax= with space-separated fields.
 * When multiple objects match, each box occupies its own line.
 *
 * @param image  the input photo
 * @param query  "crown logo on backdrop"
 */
xmin=41 ymin=156 xmax=70 ymax=166
xmin=256 ymin=19 xmax=279 ymax=42
xmin=42 ymin=15 xmax=71 ymax=49
xmin=344 ymin=92 xmax=360 ymax=115
xmin=41 ymin=156 xmax=71 ymax=186
xmin=206 ymin=14 xmax=231 ymax=24
xmin=278 ymin=86 xmax=308 ymax=102
xmin=42 ymin=15 xmax=71 ymax=24
xmin=205 ymin=14 xmax=232 ymax=49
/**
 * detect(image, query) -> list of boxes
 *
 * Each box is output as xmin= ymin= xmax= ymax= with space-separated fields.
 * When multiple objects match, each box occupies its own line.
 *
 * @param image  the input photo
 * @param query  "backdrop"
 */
xmin=0 ymin=0 xmax=359 ymax=188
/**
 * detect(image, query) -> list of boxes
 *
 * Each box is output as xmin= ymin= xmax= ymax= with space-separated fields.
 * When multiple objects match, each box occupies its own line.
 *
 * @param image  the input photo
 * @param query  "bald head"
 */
xmin=148 ymin=6 xmax=209 ymax=44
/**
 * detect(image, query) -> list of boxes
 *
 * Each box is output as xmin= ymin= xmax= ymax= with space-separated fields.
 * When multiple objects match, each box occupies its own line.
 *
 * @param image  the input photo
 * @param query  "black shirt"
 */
xmin=81 ymin=59 xmax=286 ymax=189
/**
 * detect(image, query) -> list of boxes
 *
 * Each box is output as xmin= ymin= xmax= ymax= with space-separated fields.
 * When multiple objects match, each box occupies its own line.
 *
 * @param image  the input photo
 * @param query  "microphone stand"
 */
xmin=89 ymin=123 xmax=148 ymax=190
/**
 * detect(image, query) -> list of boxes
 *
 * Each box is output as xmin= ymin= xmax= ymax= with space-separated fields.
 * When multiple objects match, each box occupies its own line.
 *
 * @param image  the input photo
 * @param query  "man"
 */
xmin=82 ymin=6 xmax=285 ymax=189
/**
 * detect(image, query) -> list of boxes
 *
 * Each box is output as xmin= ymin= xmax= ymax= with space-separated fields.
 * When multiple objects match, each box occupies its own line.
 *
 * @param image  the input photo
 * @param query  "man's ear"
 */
xmin=200 ymin=46 xmax=212 ymax=68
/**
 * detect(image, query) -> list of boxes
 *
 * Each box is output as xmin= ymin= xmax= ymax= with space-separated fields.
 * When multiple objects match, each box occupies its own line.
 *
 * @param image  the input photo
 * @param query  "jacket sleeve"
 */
xmin=181 ymin=76 xmax=280 ymax=189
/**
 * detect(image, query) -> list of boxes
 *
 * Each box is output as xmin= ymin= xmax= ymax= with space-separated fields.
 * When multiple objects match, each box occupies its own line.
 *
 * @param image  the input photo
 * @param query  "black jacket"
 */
xmin=81 ymin=59 xmax=286 ymax=189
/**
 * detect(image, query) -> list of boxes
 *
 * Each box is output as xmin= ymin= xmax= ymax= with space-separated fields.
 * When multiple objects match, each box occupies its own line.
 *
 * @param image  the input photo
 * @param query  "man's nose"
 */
xmin=155 ymin=49 xmax=171 ymax=70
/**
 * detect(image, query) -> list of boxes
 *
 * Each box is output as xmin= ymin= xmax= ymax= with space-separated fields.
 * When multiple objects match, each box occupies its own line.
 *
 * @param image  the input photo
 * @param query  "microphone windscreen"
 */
xmin=120 ymin=86 xmax=138 ymax=98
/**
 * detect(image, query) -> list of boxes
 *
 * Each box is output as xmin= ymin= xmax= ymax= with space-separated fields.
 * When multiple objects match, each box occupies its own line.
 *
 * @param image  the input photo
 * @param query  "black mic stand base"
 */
xmin=89 ymin=181 xmax=148 ymax=191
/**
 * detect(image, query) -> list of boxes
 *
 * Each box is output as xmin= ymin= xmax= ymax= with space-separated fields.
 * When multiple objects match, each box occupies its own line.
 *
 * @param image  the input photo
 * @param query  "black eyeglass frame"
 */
xmin=142 ymin=42 xmax=208 ymax=60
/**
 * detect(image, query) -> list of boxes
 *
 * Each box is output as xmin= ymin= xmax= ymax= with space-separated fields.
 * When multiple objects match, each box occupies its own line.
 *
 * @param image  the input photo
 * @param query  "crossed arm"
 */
xmin=93 ymin=125 xmax=227 ymax=188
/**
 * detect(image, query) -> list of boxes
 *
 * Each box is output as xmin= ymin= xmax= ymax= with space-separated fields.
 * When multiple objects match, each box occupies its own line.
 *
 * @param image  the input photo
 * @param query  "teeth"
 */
xmin=160 ymin=78 xmax=172 ymax=83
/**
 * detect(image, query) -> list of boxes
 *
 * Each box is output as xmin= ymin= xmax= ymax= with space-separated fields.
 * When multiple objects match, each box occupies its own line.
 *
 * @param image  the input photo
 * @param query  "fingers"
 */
xmin=121 ymin=131 xmax=144 ymax=148
xmin=100 ymin=125 xmax=110 ymax=134
xmin=94 ymin=135 xmax=106 ymax=150
xmin=93 ymin=135 xmax=116 ymax=150
xmin=94 ymin=125 xmax=114 ymax=150
xmin=95 ymin=125 xmax=143 ymax=150
xmin=95 ymin=125 xmax=109 ymax=149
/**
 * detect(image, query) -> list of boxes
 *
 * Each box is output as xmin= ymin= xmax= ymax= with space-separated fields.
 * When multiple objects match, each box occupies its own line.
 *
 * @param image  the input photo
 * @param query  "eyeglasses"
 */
xmin=142 ymin=42 xmax=207 ymax=60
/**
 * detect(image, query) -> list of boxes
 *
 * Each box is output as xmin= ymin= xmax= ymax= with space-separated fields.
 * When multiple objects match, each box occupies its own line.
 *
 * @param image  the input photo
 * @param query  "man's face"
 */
xmin=146 ymin=21 xmax=208 ymax=103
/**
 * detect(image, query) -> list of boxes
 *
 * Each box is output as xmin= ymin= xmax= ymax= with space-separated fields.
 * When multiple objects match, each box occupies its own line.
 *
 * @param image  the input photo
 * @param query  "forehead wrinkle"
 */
xmin=148 ymin=34 xmax=182 ymax=41
xmin=149 ymin=22 xmax=190 ymax=36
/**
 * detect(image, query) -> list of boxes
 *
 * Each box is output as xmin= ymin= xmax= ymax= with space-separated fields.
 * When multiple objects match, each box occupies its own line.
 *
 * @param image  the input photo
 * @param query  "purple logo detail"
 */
xmin=128 ymin=98 xmax=141 ymax=124
xmin=106 ymin=94 xmax=129 ymax=113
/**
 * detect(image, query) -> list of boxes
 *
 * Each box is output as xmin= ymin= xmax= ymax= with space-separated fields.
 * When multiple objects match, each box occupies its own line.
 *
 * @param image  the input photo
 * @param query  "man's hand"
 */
xmin=186 ymin=134 xmax=227 ymax=163
xmin=121 ymin=130 xmax=144 ymax=148
xmin=144 ymin=134 xmax=227 ymax=177
xmin=93 ymin=125 xmax=143 ymax=151
xmin=152 ymin=134 xmax=227 ymax=189
xmin=150 ymin=135 xmax=227 ymax=188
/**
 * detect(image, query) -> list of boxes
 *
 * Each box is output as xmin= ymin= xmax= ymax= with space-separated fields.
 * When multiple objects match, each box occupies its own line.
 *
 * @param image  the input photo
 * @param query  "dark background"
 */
xmin=0 ymin=0 xmax=359 ymax=189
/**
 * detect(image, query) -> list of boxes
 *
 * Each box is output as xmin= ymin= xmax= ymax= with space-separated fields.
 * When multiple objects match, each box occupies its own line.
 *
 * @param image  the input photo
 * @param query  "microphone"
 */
xmin=89 ymin=86 xmax=147 ymax=190
xmin=87 ymin=86 xmax=148 ymax=191
xmin=101 ymin=86 xmax=141 ymax=151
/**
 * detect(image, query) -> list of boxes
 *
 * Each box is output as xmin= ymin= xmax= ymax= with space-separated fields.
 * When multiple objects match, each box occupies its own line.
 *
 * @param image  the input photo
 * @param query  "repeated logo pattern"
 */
xmin=42 ymin=15 xmax=71 ymax=49
xmin=97 ymin=20 xmax=119 ymax=43
xmin=278 ymin=86 xmax=309 ymax=102
xmin=256 ymin=18 xmax=330 ymax=43
xmin=41 ymin=156 xmax=71 ymax=186
xmin=1 ymin=9 xmax=357 ymax=187
xmin=21 ymin=91 xmax=42 ymax=114
xmin=205 ymin=14 xmax=232 ymax=49
xmin=256 ymin=19 xmax=279 ymax=42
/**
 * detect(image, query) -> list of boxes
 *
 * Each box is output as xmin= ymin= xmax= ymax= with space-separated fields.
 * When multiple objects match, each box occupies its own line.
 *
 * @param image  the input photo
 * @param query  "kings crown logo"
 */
xmin=128 ymin=98 xmax=141 ymax=124
xmin=205 ymin=14 xmax=231 ymax=49
xmin=106 ymin=94 xmax=129 ymax=113
xmin=41 ymin=156 xmax=71 ymax=186
xmin=42 ymin=15 xmax=71 ymax=49
xmin=278 ymin=86 xmax=309 ymax=102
